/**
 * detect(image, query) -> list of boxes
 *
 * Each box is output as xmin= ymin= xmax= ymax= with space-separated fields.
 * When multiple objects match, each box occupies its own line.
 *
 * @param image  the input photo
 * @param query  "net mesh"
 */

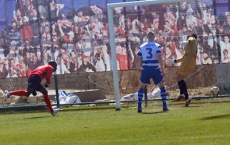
xmin=109 ymin=0 xmax=230 ymax=103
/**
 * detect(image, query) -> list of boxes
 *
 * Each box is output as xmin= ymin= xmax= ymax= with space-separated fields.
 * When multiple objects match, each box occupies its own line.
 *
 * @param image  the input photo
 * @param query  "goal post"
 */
xmin=107 ymin=0 xmax=192 ymax=110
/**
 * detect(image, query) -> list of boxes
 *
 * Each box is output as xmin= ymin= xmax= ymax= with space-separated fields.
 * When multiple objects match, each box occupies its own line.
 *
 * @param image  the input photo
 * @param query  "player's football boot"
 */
xmin=51 ymin=108 xmax=60 ymax=116
xmin=175 ymin=94 xmax=185 ymax=101
xmin=163 ymin=107 xmax=170 ymax=111
xmin=137 ymin=110 xmax=142 ymax=113
xmin=185 ymin=96 xmax=192 ymax=107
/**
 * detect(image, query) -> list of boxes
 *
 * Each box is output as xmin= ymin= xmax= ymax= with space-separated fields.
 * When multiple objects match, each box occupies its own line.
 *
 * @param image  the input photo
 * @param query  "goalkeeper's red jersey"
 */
xmin=29 ymin=64 xmax=54 ymax=85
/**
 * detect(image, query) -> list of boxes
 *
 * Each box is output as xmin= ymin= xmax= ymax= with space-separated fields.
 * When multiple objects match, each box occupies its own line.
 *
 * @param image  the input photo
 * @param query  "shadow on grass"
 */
xmin=142 ymin=111 xmax=168 ymax=114
xmin=201 ymin=114 xmax=230 ymax=120
xmin=0 ymin=106 xmax=121 ymax=116
xmin=24 ymin=116 xmax=51 ymax=119
xmin=0 ymin=110 xmax=47 ymax=115
xmin=185 ymin=105 xmax=201 ymax=108
xmin=60 ymin=106 xmax=123 ymax=112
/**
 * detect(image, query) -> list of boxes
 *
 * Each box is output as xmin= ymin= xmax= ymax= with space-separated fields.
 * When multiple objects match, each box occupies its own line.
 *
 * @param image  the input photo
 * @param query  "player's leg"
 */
xmin=4 ymin=75 xmax=40 ymax=100
xmin=177 ymin=74 xmax=192 ymax=107
xmin=4 ymin=90 xmax=28 ymax=101
xmin=137 ymin=83 xmax=146 ymax=113
xmin=153 ymin=69 xmax=168 ymax=111
xmin=177 ymin=59 xmax=195 ymax=105
xmin=176 ymin=75 xmax=185 ymax=101
xmin=158 ymin=82 xmax=168 ymax=111
xmin=177 ymin=65 xmax=187 ymax=101
xmin=177 ymin=80 xmax=187 ymax=99
xmin=37 ymin=85 xmax=58 ymax=116
xmin=7 ymin=90 xmax=28 ymax=97
xmin=137 ymin=70 xmax=150 ymax=113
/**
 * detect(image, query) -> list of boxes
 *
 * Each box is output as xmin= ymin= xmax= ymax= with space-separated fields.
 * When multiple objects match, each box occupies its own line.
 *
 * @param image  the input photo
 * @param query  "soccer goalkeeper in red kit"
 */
xmin=4 ymin=61 xmax=59 ymax=116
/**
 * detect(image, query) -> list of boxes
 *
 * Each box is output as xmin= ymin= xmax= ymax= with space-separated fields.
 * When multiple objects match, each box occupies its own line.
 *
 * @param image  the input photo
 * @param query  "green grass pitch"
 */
xmin=0 ymin=102 xmax=230 ymax=145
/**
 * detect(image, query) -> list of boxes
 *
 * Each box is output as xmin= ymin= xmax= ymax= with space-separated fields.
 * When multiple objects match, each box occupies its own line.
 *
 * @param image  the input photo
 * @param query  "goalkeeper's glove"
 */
xmin=188 ymin=37 xmax=196 ymax=42
xmin=44 ymin=82 xmax=49 ymax=88
xmin=166 ymin=59 xmax=175 ymax=65
xmin=180 ymin=41 xmax=189 ymax=45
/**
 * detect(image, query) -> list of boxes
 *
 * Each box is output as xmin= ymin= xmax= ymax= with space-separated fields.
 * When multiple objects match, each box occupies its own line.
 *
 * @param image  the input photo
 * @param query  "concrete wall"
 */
xmin=0 ymin=64 xmax=220 ymax=102
xmin=216 ymin=63 xmax=230 ymax=93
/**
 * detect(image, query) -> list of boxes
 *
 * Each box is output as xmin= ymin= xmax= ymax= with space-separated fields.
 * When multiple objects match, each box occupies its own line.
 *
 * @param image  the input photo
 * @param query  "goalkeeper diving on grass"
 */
xmin=166 ymin=34 xmax=198 ymax=107
xmin=4 ymin=61 xmax=59 ymax=116
xmin=136 ymin=31 xmax=169 ymax=113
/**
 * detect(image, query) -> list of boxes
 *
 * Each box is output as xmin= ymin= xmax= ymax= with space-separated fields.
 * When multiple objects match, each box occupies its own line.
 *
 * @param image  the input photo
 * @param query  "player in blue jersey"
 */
xmin=136 ymin=31 xmax=169 ymax=113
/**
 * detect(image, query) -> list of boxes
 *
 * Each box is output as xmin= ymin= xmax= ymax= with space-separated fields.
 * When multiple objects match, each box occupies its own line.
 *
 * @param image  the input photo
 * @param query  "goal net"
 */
xmin=107 ymin=0 xmax=221 ymax=110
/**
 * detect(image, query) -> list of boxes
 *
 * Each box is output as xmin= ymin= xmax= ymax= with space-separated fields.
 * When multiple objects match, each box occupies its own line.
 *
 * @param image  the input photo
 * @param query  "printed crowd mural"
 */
xmin=0 ymin=0 xmax=229 ymax=78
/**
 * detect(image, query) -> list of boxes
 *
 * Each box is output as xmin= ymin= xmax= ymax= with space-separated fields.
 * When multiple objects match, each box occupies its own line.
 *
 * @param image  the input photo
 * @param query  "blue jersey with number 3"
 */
xmin=137 ymin=42 xmax=161 ymax=68
xmin=137 ymin=41 xmax=163 ymax=85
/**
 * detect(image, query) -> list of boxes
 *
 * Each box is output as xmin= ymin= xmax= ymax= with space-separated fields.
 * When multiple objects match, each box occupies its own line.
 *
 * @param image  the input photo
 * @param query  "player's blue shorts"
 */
xmin=140 ymin=66 xmax=164 ymax=85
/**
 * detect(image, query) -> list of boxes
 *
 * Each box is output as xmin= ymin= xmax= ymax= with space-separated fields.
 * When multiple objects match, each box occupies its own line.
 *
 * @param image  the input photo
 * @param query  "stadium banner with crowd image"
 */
xmin=0 ymin=0 xmax=229 ymax=79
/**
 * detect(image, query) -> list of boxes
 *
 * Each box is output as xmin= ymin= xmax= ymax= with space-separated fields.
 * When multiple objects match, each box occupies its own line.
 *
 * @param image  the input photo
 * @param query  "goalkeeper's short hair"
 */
xmin=190 ymin=34 xmax=197 ymax=39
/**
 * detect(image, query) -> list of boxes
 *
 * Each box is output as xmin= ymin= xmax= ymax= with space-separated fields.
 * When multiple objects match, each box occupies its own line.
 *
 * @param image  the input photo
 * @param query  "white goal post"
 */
xmin=107 ymin=0 xmax=190 ymax=111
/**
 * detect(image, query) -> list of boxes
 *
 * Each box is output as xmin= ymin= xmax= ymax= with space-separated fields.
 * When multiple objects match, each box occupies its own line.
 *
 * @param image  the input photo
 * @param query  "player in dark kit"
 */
xmin=4 ymin=61 xmax=59 ymax=116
